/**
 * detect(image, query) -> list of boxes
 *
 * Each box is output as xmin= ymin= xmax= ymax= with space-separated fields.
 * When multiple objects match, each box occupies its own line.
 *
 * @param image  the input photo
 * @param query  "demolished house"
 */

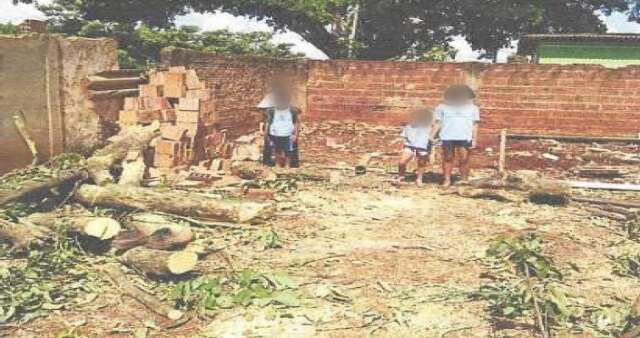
xmin=3 ymin=33 xmax=640 ymax=337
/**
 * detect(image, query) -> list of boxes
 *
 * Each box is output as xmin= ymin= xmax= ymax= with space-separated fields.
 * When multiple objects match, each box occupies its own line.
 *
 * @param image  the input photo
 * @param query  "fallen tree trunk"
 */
xmin=87 ymin=121 xmax=160 ymax=185
xmin=0 ymin=218 xmax=50 ymax=252
xmin=100 ymin=263 xmax=184 ymax=320
xmin=74 ymin=184 xmax=273 ymax=223
xmin=0 ymin=169 xmax=88 ymax=206
xmin=121 ymin=247 xmax=198 ymax=277
xmin=21 ymin=213 xmax=122 ymax=240
xmin=112 ymin=213 xmax=194 ymax=250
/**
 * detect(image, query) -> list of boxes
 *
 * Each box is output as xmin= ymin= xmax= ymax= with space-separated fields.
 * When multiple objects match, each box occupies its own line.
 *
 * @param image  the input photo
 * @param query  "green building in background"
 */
xmin=518 ymin=33 xmax=640 ymax=68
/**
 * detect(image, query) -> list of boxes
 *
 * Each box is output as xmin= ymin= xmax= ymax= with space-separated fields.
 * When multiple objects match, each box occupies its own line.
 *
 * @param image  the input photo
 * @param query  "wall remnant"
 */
xmin=0 ymin=34 xmax=117 ymax=173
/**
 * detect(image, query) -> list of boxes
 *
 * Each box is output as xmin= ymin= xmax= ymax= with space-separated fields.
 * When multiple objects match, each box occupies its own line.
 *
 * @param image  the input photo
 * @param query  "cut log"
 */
xmin=0 ymin=169 xmax=88 ymax=206
xmin=100 ymin=263 xmax=184 ymax=320
xmin=121 ymin=247 xmax=198 ymax=277
xmin=114 ymin=213 xmax=193 ymax=250
xmin=87 ymin=121 xmax=160 ymax=185
xmin=119 ymin=155 xmax=146 ymax=186
xmin=74 ymin=184 xmax=273 ymax=223
xmin=21 ymin=213 xmax=122 ymax=240
xmin=0 ymin=218 xmax=50 ymax=252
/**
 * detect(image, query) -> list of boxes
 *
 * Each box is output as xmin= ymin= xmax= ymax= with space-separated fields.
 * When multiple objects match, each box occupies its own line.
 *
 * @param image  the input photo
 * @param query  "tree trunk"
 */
xmin=74 ymin=184 xmax=274 ymax=223
xmin=87 ymin=121 xmax=160 ymax=185
xmin=0 ymin=169 xmax=88 ymax=206
xmin=113 ymin=213 xmax=194 ymax=250
xmin=121 ymin=247 xmax=198 ymax=277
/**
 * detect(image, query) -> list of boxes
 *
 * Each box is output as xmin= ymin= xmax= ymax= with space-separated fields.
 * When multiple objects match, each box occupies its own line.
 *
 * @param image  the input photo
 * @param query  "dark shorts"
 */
xmin=269 ymin=135 xmax=292 ymax=152
xmin=404 ymin=144 xmax=432 ymax=157
xmin=442 ymin=140 xmax=472 ymax=149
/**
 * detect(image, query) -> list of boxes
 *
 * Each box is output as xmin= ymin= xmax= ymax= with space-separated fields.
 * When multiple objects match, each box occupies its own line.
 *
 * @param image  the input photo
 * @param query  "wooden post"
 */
xmin=499 ymin=129 xmax=507 ymax=173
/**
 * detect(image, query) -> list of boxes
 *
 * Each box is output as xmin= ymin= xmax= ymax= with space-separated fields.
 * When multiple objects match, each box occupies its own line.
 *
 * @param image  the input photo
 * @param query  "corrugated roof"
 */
xmin=518 ymin=33 xmax=640 ymax=54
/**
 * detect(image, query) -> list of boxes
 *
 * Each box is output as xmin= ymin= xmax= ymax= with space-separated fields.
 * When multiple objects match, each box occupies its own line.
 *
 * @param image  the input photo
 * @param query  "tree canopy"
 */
xmin=13 ymin=0 xmax=640 ymax=60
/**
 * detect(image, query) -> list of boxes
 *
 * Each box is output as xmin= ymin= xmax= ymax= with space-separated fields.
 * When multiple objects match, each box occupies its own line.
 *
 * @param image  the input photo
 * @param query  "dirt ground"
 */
xmin=5 ymin=122 xmax=640 ymax=338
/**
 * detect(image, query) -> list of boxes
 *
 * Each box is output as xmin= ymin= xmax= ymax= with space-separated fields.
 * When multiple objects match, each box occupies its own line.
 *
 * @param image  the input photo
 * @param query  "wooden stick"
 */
xmin=498 ymin=129 xmax=507 ymax=173
xmin=13 ymin=111 xmax=39 ymax=166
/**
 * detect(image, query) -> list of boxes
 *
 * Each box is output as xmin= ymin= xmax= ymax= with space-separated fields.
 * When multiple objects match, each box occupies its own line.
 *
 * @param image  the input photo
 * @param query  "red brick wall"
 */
xmin=160 ymin=48 xmax=640 ymax=142
xmin=160 ymin=48 xmax=307 ymax=137
xmin=307 ymin=60 xmax=640 ymax=141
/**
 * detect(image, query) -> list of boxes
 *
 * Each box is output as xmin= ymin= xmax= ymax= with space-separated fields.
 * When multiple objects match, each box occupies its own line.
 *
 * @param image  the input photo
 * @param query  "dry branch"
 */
xmin=74 ymin=184 xmax=273 ymax=223
xmin=13 ymin=111 xmax=39 ymax=166
xmin=100 ymin=263 xmax=184 ymax=320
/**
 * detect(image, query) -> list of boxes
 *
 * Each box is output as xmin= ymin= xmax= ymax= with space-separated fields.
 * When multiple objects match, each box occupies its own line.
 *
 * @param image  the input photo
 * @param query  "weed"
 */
xmin=259 ymin=229 xmax=282 ymax=249
xmin=168 ymin=270 xmax=299 ymax=315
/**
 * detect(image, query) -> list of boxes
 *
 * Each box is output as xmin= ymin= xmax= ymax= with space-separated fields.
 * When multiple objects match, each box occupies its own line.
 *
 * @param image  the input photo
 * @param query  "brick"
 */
xmin=161 ymin=109 xmax=177 ymax=122
xmin=186 ymin=89 xmax=212 ymax=100
xmin=124 ymin=97 xmax=140 ymax=110
xmin=141 ymin=97 xmax=171 ymax=110
xmin=154 ymin=153 xmax=178 ymax=168
xmin=161 ymin=125 xmax=187 ymax=141
xmin=148 ymin=70 xmax=166 ymax=85
xmin=178 ymin=98 xmax=200 ymax=111
xmin=176 ymin=121 xmax=199 ymax=137
xmin=119 ymin=110 xmax=138 ymax=125
xmin=176 ymin=110 xmax=200 ymax=123
xmin=185 ymin=69 xmax=202 ymax=89
xmin=139 ymin=84 xmax=163 ymax=98
xmin=164 ymin=72 xmax=186 ymax=98
xmin=156 ymin=140 xmax=181 ymax=156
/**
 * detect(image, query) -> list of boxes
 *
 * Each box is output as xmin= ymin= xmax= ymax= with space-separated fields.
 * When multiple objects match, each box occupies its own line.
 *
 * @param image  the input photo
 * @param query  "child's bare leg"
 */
xmin=397 ymin=149 xmax=413 ymax=182
xmin=458 ymin=147 xmax=471 ymax=181
xmin=442 ymin=145 xmax=455 ymax=187
xmin=416 ymin=155 xmax=428 ymax=187
xmin=276 ymin=151 xmax=286 ymax=167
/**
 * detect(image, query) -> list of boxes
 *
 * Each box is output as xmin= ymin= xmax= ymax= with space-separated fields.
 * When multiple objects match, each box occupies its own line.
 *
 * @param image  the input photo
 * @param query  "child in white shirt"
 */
xmin=398 ymin=108 xmax=434 ymax=187
xmin=263 ymin=84 xmax=300 ymax=168
xmin=432 ymin=84 xmax=480 ymax=187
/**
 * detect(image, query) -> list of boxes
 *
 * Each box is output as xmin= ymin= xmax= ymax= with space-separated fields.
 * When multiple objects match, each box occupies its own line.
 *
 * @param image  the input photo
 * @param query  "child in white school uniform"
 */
xmin=432 ymin=84 xmax=480 ymax=188
xmin=397 ymin=107 xmax=435 ymax=187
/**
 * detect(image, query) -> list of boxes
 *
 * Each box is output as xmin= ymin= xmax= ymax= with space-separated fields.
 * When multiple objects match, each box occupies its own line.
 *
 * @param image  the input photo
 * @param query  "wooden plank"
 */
xmin=507 ymin=133 xmax=640 ymax=144
xmin=563 ymin=180 xmax=640 ymax=192
xmin=572 ymin=196 xmax=640 ymax=209
xmin=87 ymin=76 xmax=145 ymax=91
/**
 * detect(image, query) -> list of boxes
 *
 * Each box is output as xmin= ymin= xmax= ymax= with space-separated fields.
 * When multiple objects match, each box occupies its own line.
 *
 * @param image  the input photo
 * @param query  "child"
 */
xmin=398 ymin=108 xmax=434 ymax=187
xmin=432 ymin=84 xmax=480 ymax=187
xmin=262 ymin=83 xmax=300 ymax=168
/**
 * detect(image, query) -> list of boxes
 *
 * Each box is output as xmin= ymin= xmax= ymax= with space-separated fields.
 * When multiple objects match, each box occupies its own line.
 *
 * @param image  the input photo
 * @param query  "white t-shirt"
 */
xmin=402 ymin=124 xmax=431 ymax=149
xmin=269 ymin=108 xmax=295 ymax=137
xmin=435 ymin=103 xmax=480 ymax=141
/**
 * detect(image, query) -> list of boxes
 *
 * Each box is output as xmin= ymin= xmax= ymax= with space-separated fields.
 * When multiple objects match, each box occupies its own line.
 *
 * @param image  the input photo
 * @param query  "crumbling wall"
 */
xmin=0 ymin=35 xmax=63 ymax=173
xmin=0 ymin=34 xmax=117 ymax=173
xmin=59 ymin=37 xmax=118 ymax=154
xmin=160 ymin=48 xmax=308 ymax=137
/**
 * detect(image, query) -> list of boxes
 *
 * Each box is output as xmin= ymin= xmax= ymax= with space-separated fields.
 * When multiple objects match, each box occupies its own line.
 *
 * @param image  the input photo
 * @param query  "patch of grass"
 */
xmin=611 ymin=252 xmax=640 ymax=278
xmin=259 ymin=229 xmax=282 ymax=249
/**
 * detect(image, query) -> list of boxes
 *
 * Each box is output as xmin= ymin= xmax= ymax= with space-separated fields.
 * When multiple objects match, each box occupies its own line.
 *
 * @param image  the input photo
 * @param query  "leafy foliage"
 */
xmin=478 ymin=234 xmax=579 ymax=332
xmin=14 ymin=0 xmax=640 ymax=60
xmin=259 ymin=229 xmax=283 ymax=249
xmin=0 ymin=222 xmax=94 ymax=323
xmin=168 ymin=271 xmax=300 ymax=315
xmin=0 ymin=22 xmax=19 ymax=35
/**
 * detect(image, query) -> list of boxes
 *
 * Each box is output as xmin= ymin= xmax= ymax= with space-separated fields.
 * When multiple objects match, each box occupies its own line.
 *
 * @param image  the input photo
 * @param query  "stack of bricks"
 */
xmin=118 ymin=66 xmax=223 ymax=170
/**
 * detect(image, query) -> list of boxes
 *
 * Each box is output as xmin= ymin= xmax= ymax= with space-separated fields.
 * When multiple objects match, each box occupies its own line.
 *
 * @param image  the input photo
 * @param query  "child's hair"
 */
xmin=444 ymin=84 xmax=476 ymax=103
xmin=410 ymin=107 xmax=434 ymax=125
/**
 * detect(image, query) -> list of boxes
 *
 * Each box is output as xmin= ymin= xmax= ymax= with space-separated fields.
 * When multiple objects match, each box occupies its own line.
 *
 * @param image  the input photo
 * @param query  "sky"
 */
xmin=2 ymin=0 xmax=640 ymax=62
